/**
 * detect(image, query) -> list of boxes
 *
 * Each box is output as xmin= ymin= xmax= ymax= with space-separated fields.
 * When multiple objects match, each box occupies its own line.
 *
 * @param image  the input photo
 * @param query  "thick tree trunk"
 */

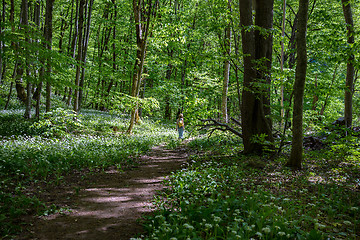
xmin=239 ymin=0 xmax=274 ymax=154
xmin=255 ymin=0 xmax=274 ymax=130
xmin=287 ymin=0 xmax=309 ymax=169
xmin=341 ymin=0 xmax=355 ymax=128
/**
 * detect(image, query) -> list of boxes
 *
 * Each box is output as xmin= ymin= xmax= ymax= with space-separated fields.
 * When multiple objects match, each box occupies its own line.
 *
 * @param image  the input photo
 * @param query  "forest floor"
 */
xmin=17 ymin=142 xmax=190 ymax=240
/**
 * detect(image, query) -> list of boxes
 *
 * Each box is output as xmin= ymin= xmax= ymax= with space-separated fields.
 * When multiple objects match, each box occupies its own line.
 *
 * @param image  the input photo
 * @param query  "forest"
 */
xmin=0 ymin=0 xmax=359 ymax=239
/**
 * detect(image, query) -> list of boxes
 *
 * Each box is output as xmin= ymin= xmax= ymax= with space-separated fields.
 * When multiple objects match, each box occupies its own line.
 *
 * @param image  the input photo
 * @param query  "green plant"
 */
xmin=31 ymin=108 xmax=83 ymax=138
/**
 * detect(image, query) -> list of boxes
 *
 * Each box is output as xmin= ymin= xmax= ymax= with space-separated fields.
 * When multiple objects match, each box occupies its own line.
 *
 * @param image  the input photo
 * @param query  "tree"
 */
xmin=42 ymin=0 xmax=54 ymax=113
xmin=127 ymin=0 xmax=157 ymax=133
xmin=287 ymin=0 xmax=309 ymax=169
xmin=221 ymin=0 xmax=231 ymax=123
xmin=341 ymin=0 xmax=355 ymax=128
xmin=239 ymin=0 xmax=274 ymax=154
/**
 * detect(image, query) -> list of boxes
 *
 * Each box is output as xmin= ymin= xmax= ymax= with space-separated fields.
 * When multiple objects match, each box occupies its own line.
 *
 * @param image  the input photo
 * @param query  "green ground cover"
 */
xmin=0 ymin=108 xmax=177 ymax=238
xmin=140 ymin=134 xmax=359 ymax=240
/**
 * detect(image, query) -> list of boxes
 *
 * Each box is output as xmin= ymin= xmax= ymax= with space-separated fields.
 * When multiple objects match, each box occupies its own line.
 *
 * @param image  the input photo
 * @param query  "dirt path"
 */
xmin=21 ymin=144 xmax=189 ymax=240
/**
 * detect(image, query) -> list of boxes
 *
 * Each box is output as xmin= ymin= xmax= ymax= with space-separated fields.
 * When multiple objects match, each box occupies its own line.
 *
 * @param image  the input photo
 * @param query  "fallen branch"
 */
xmin=198 ymin=118 xmax=243 ymax=138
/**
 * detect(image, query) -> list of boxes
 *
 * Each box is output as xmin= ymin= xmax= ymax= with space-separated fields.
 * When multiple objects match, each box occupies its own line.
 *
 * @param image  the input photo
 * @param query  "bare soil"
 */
xmin=18 ymin=144 xmax=189 ymax=240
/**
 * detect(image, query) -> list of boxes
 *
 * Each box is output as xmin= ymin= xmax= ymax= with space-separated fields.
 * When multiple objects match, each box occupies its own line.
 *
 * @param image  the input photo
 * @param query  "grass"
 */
xmin=138 ymin=133 xmax=359 ymax=240
xmin=0 ymin=108 xmax=178 ymax=238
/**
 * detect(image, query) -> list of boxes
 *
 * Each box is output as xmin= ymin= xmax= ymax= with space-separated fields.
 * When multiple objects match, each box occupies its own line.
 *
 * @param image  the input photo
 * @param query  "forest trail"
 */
xmin=20 ymin=143 xmax=189 ymax=240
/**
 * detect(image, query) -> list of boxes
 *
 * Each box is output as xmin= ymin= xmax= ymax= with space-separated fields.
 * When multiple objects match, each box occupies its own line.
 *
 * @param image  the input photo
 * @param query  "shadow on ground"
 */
xmin=18 ymin=145 xmax=188 ymax=240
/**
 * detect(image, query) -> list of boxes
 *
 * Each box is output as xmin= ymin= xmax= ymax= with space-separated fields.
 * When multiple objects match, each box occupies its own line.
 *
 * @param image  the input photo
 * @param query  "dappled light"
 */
xmin=1 ymin=0 xmax=360 ymax=239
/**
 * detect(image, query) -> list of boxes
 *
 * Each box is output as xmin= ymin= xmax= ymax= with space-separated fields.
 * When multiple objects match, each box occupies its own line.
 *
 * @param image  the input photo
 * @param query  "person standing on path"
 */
xmin=176 ymin=113 xmax=185 ymax=139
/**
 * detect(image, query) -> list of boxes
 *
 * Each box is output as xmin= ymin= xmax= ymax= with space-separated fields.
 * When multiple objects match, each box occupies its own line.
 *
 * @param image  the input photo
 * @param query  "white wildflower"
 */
xmin=262 ymin=227 xmax=271 ymax=234
xmin=205 ymin=223 xmax=212 ymax=229
xmin=183 ymin=223 xmax=194 ymax=230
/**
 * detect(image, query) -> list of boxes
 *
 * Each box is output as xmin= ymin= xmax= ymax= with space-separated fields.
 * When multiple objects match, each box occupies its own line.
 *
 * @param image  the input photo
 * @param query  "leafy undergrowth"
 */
xmin=139 ymin=134 xmax=359 ymax=240
xmin=0 ymin=108 xmax=178 ymax=238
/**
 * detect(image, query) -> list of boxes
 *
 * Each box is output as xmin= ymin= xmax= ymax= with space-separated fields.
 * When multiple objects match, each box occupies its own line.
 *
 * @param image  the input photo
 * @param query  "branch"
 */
xmin=199 ymin=118 xmax=243 ymax=138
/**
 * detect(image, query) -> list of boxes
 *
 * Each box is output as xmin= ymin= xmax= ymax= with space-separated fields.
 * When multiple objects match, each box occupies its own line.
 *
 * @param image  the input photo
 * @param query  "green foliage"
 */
xmin=140 ymin=135 xmax=359 ymax=240
xmin=0 ymin=109 xmax=178 ymax=238
xmin=31 ymin=108 xmax=83 ymax=138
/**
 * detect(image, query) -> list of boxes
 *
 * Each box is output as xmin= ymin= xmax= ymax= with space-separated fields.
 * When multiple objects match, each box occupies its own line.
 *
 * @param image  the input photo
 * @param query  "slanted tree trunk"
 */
xmin=239 ymin=0 xmax=274 ymax=154
xmin=341 ymin=0 xmax=355 ymax=128
xmin=287 ymin=0 xmax=309 ymax=169
xmin=127 ymin=0 xmax=156 ymax=134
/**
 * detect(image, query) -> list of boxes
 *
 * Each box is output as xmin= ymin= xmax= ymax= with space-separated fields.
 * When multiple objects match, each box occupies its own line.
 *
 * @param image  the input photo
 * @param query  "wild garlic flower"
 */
xmin=262 ymin=227 xmax=271 ymax=234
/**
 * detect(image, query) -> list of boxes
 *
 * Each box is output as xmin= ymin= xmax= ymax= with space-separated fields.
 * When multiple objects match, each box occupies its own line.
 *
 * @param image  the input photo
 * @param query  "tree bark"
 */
xmin=44 ymin=0 xmax=54 ymax=112
xmin=127 ymin=0 xmax=155 ymax=133
xmin=73 ymin=0 xmax=85 ymax=112
xmin=255 ymin=0 xmax=274 ymax=129
xmin=341 ymin=0 xmax=355 ymax=128
xmin=79 ymin=0 xmax=94 ymax=110
xmin=287 ymin=0 xmax=309 ymax=169
xmin=222 ymin=26 xmax=231 ymax=123
xmin=239 ymin=0 xmax=274 ymax=154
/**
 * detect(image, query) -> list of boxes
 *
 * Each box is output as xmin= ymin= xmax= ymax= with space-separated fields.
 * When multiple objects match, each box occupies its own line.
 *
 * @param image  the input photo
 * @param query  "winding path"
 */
xmin=22 ymin=144 xmax=188 ymax=240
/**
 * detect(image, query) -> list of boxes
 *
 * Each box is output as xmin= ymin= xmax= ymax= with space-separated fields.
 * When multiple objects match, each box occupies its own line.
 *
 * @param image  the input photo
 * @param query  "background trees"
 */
xmin=0 ymin=0 xmax=359 ymax=159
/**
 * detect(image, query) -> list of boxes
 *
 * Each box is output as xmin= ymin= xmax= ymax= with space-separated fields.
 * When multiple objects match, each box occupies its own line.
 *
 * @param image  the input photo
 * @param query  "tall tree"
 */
xmin=221 ymin=0 xmax=232 ymax=123
xmin=239 ymin=0 xmax=274 ymax=154
xmin=14 ymin=0 xmax=27 ymax=104
xmin=127 ymin=0 xmax=157 ymax=133
xmin=21 ymin=0 xmax=31 ymax=119
xmin=73 ymin=0 xmax=85 ymax=112
xmin=78 ymin=0 xmax=94 ymax=110
xmin=287 ymin=0 xmax=309 ymax=169
xmin=45 ymin=0 xmax=54 ymax=112
xmin=341 ymin=0 xmax=355 ymax=128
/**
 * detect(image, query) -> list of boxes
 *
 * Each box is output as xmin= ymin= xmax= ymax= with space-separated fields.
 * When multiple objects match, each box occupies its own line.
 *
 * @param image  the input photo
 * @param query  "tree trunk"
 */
xmin=222 ymin=26 xmax=231 ymax=123
xmin=44 ymin=0 xmax=54 ymax=112
xmin=239 ymin=0 xmax=274 ymax=154
xmin=73 ymin=0 xmax=85 ymax=112
xmin=341 ymin=0 xmax=355 ymax=128
xmin=79 ymin=0 xmax=94 ymax=111
xmin=255 ymin=0 xmax=274 ymax=129
xmin=34 ymin=0 xmax=42 ymax=118
xmin=13 ymin=0 xmax=27 ymax=104
xmin=127 ymin=0 xmax=154 ymax=134
xmin=0 ymin=0 xmax=5 ymax=84
xmin=287 ymin=0 xmax=309 ymax=169
xmin=20 ymin=0 xmax=32 ymax=119
xmin=280 ymin=0 xmax=286 ymax=126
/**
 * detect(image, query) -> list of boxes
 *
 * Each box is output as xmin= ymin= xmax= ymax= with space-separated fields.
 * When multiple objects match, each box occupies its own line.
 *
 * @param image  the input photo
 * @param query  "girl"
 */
xmin=176 ymin=113 xmax=185 ymax=139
